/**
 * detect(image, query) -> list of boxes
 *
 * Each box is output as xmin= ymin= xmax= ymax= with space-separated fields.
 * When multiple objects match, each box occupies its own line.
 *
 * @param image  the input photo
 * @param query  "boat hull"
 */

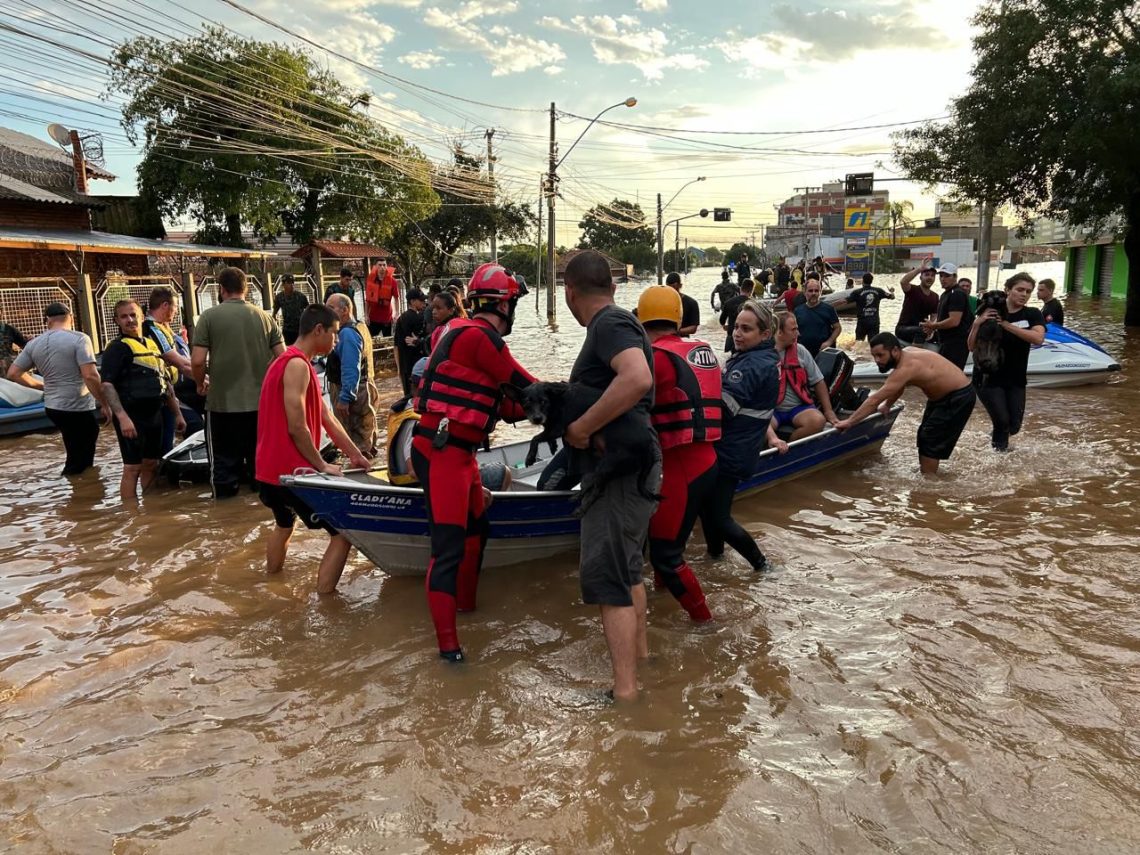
xmin=851 ymin=324 xmax=1120 ymax=389
xmin=282 ymin=404 xmax=903 ymax=576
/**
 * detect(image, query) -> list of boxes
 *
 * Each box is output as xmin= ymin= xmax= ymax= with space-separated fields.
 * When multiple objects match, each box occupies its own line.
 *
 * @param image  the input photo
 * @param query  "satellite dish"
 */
xmin=47 ymin=123 xmax=72 ymax=146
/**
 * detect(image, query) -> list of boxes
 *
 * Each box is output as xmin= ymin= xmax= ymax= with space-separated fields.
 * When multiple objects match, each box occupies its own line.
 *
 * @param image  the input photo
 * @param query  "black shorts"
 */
xmin=112 ymin=401 xmax=164 ymax=464
xmin=917 ymin=385 xmax=976 ymax=460
xmin=258 ymin=482 xmax=336 ymax=533
xmin=855 ymin=320 xmax=879 ymax=341
xmin=368 ymin=322 xmax=392 ymax=337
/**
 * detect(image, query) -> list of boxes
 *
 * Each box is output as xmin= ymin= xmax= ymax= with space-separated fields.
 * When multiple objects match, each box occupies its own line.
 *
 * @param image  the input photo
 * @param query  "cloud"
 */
xmin=542 ymin=15 xmax=709 ymax=81
xmin=399 ymin=50 xmax=444 ymax=69
xmin=544 ymin=65 xmax=564 ymax=76
xmin=424 ymin=4 xmax=564 ymax=76
xmin=637 ymin=0 xmax=668 ymax=10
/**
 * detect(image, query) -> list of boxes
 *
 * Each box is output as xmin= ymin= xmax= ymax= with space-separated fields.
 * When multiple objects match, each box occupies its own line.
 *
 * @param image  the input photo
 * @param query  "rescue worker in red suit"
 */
xmin=365 ymin=259 xmax=400 ymax=337
xmin=412 ymin=264 xmax=538 ymax=661
xmin=638 ymin=286 xmax=722 ymax=622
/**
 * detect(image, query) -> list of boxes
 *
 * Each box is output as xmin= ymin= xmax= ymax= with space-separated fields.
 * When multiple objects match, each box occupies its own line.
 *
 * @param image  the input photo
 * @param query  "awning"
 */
xmin=0 ymin=227 xmax=271 ymax=257
xmin=292 ymin=239 xmax=389 ymax=259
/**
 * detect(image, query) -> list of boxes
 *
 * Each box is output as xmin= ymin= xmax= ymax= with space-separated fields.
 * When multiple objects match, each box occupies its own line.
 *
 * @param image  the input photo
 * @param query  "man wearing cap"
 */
xmin=665 ymin=271 xmax=701 ymax=336
xmin=896 ymin=263 xmax=941 ymax=345
xmin=272 ymin=274 xmax=309 ymax=346
xmin=922 ymin=262 xmax=974 ymax=370
xmin=7 ymin=302 xmax=110 ymax=476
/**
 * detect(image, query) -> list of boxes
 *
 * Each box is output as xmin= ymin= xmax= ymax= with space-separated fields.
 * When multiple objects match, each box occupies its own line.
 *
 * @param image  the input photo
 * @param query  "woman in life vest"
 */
xmin=699 ymin=300 xmax=788 ymax=571
xmin=412 ymin=264 xmax=538 ymax=662
xmin=639 ymin=286 xmax=722 ymax=621
xmin=429 ymin=290 xmax=465 ymax=344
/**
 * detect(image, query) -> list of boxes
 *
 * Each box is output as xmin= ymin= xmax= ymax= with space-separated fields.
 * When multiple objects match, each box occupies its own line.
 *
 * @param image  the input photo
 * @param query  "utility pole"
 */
xmin=684 ymin=238 xmax=689 ymax=274
xmin=674 ymin=220 xmax=680 ymax=274
xmin=977 ymin=200 xmax=994 ymax=290
xmin=485 ymin=128 xmax=497 ymax=263
xmin=535 ymin=173 xmax=543 ymax=311
xmin=656 ymin=193 xmax=664 ymax=285
xmin=546 ymin=102 xmax=557 ymax=322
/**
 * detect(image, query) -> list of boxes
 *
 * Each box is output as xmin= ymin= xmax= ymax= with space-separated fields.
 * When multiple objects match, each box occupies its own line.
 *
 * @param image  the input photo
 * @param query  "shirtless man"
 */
xmin=834 ymin=332 xmax=975 ymax=475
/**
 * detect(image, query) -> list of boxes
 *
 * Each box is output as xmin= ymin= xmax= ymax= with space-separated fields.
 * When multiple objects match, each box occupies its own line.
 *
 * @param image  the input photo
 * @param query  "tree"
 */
xmin=108 ymin=27 xmax=437 ymax=248
xmin=385 ymin=148 xmax=535 ymax=284
xmin=875 ymin=200 xmax=916 ymax=267
xmin=725 ymin=242 xmax=756 ymax=265
xmin=577 ymin=199 xmax=656 ymax=272
xmin=498 ymin=243 xmax=546 ymax=283
xmin=703 ymin=246 xmax=724 ymax=264
xmin=894 ymin=0 xmax=1140 ymax=324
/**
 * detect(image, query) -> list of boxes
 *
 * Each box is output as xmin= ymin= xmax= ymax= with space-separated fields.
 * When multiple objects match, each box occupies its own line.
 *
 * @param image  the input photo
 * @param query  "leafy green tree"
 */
xmin=703 ymin=246 xmax=724 ymax=264
xmin=725 ymin=242 xmax=756 ymax=266
xmin=577 ymin=199 xmax=655 ymax=271
xmin=894 ymin=0 xmax=1140 ymax=323
xmin=498 ymin=243 xmax=546 ymax=283
xmin=386 ymin=148 xmax=535 ymax=284
xmin=108 ymin=27 xmax=437 ymax=248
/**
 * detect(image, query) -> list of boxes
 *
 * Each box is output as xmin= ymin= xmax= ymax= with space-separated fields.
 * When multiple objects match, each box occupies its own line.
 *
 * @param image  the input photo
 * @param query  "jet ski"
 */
xmin=851 ymin=323 xmax=1121 ymax=389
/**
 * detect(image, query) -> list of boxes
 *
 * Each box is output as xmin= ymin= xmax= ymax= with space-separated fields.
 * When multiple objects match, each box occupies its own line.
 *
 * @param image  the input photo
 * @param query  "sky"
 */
xmin=0 ymin=0 xmax=985 ymax=248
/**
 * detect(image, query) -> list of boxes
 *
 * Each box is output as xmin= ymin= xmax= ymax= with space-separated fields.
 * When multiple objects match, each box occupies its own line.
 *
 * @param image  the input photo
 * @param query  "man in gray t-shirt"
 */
xmin=771 ymin=312 xmax=839 ymax=441
xmin=6 ymin=302 xmax=109 ymax=475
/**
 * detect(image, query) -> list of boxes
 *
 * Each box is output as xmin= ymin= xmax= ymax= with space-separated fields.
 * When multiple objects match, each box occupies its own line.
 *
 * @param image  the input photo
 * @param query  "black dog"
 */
xmin=501 ymin=381 xmax=660 ymax=512
xmin=973 ymin=290 xmax=1008 ymax=378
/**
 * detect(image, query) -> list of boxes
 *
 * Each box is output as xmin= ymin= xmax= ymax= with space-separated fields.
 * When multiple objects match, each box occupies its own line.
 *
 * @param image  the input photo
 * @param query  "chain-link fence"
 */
xmin=95 ymin=275 xmax=184 ymax=348
xmin=0 ymin=277 xmax=77 ymax=338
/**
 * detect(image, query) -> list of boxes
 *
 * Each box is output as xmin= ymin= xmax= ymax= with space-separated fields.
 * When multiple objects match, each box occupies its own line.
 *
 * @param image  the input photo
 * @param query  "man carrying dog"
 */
xmin=639 ymin=286 xmax=720 ymax=623
xmin=564 ymin=250 xmax=661 ymax=702
xmin=413 ymin=263 xmax=538 ymax=662
xmin=835 ymin=332 xmax=975 ymax=475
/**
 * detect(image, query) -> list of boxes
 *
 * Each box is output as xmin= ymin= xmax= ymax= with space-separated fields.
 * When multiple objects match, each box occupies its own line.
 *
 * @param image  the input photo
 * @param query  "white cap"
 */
xmin=936 ymin=262 xmax=958 ymax=275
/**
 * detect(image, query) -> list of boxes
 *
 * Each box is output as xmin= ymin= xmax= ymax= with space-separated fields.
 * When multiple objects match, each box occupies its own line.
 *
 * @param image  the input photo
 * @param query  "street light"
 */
xmin=657 ymin=176 xmax=705 ymax=284
xmin=546 ymin=97 xmax=637 ymax=321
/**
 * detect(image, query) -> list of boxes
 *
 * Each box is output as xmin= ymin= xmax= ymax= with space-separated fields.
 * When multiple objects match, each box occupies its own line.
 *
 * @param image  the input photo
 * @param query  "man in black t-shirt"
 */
xmin=665 ymin=271 xmax=700 ymax=336
xmin=1037 ymin=278 xmax=1064 ymax=326
xmin=736 ymin=254 xmax=751 ymax=285
xmin=853 ymin=272 xmax=893 ymax=341
xmin=922 ymin=263 xmax=973 ymax=369
xmin=564 ymin=250 xmax=661 ymax=703
xmin=719 ymin=278 xmax=754 ymax=352
xmin=392 ymin=288 xmax=427 ymax=398
xmin=774 ymin=259 xmax=791 ymax=294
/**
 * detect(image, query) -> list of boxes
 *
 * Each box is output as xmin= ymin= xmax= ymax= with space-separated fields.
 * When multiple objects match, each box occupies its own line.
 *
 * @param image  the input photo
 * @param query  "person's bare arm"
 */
xmin=823 ymin=320 xmax=842 ymax=350
xmin=765 ymin=418 xmax=789 ymax=454
xmin=923 ymin=310 xmax=962 ymax=334
xmin=319 ymin=397 xmax=370 ymax=470
xmin=835 ymin=367 xmax=909 ymax=429
xmin=102 ymin=382 xmax=136 ymax=438
xmin=282 ymin=360 xmax=340 ymax=473
xmin=565 ymin=348 xmax=653 ymax=448
xmin=812 ymin=379 xmax=838 ymax=424
xmin=7 ymin=361 xmax=41 ymax=389
xmin=80 ymin=363 xmax=111 ymax=421
xmin=899 ymin=267 xmax=920 ymax=292
xmin=191 ymin=345 xmax=208 ymax=394
xmin=1001 ymin=319 xmax=1046 ymax=345
xmin=161 ymin=349 xmax=193 ymax=375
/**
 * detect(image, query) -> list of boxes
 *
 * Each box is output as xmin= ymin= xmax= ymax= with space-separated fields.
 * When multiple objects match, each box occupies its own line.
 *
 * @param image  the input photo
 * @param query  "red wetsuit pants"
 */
xmin=411 ymin=436 xmax=489 ymax=655
xmin=649 ymin=442 xmax=717 ymax=621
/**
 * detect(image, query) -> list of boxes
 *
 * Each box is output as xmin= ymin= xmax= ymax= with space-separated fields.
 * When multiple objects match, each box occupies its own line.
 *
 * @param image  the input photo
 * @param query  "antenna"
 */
xmin=47 ymin=123 xmax=72 ymax=147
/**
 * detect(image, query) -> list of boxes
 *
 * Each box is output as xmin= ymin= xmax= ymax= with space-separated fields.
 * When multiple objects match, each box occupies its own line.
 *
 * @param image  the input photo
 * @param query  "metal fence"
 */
xmin=0 ymin=277 xmax=77 ymax=338
xmin=95 ymin=275 xmax=184 ymax=348
xmin=196 ymin=275 xmax=266 ymax=312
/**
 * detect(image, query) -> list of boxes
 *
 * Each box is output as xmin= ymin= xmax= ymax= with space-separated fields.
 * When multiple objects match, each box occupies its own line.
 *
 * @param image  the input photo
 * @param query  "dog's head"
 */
xmin=501 ymin=381 xmax=567 ymax=426
xmin=979 ymin=290 xmax=1007 ymax=317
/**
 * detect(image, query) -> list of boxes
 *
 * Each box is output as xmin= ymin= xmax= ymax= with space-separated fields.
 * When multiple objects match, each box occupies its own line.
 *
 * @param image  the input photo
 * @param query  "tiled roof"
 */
xmin=293 ymin=239 xmax=390 ymax=259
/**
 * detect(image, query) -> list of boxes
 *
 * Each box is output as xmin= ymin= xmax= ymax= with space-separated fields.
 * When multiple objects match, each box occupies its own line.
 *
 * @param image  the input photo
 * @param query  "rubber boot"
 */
xmin=427 ymin=589 xmax=462 ymax=659
xmin=675 ymin=565 xmax=712 ymax=622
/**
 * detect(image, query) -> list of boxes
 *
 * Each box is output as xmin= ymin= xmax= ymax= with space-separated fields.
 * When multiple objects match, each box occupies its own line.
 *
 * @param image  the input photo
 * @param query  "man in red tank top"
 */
xmin=256 ymin=304 xmax=371 ymax=592
xmin=638 ymin=287 xmax=721 ymax=622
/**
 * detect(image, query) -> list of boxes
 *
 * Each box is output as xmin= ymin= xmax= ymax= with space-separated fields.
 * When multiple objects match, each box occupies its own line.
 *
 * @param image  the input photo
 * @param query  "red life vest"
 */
xmin=415 ymin=318 xmax=506 ymax=439
xmin=365 ymin=265 xmax=397 ymax=304
xmin=650 ymin=335 xmax=723 ymax=450
xmin=777 ymin=344 xmax=814 ymax=405
xmin=255 ymin=347 xmax=323 ymax=485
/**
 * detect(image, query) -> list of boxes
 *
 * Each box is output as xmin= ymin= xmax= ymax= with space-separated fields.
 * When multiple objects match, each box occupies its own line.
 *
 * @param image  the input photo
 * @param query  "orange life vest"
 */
xmin=365 ymin=265 xmax=397 ymax=304
xmin=777 ymin=344 xmax=814 ymax=404
xmin=650 ymin=335 xmax=723 ymax=450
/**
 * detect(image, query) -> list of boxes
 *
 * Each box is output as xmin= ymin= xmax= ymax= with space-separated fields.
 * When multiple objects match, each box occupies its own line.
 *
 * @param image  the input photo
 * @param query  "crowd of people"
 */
xmin=2 ymin=252 xmax=1064 ymax=700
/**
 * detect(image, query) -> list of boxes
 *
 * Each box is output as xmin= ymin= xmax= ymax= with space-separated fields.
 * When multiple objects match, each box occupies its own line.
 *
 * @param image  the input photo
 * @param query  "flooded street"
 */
xmin=2 ymin=264 xmax=1139 ymax=852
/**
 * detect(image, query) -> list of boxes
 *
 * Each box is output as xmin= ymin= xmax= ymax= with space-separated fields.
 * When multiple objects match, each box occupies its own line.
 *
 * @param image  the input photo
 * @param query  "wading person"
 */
xmin=563 ymin=250 xmax=661 ymax=702
xmin=143 ymin=285 xmax=202 ymax=452
xmin=793 ymin=274 xmax=842 ymax=357
xmin=835 ymin=332 xmax=975 ymax=475
xmin=1037 ymin=278 xmax=1064 ymax=326
xmin=100 ymin=300 xmax=184 ymax=502
xmin=700 ymin=300 xmax=787 ymax=571
xmin=896 ymin=263 xmax=940 ymax=344
xmin=968 ymin=272 xmax=1046 ymax=452
xmin=711 ymin=269 xmax=738 ymax=313
xmin=272 ymin=274 xmax=309 ymax=346
xmin=922 ymin=263 xmax=974 ymax=369
xmin=639 ymin=286 xmax=720 ymax=622
xmin=255 ymin=305 xmax=370 ymax=592
xmin=0 ymin=308 xmax=28 ymax=374
xmin=191 ymin=266 xmax=284 ymax=498
xmin=6 ymin=302 xmax=109 ymax=476
xmin=719 ymin=277 xmax=754 ymax=353
xmin=413 ymin=264 xmax=537 ymax=662
xmin=325 ymin=293 xmax=379 ymax=456
xmin=665 ymin=271 xmax=700 ymax=336
xmin=364 ymin=258 xmax=400 ymax=337
xmin=736 ymin=253 xmax=751 ymax=286
xmin=853 ymin=272 xmax=893 ymax=342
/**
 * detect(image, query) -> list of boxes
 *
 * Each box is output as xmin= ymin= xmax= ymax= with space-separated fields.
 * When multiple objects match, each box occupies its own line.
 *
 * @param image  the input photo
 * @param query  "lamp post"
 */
xmin=546 ymin=97 xmax=637 ymax=321
xmin=657 ymin=176 xmax=705 ymax=284
xmin=663 ymin=209 xmax=711 ymax=274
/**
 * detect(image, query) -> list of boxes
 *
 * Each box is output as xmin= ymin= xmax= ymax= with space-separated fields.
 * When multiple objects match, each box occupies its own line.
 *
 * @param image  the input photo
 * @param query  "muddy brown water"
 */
xmin=2 ymin=264 xmax=1139 ymax=852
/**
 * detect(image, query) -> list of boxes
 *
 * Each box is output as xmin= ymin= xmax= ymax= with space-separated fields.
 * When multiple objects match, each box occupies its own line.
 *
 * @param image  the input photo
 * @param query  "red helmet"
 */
xmin=468 ymin=263 xmax=519 ymax=301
